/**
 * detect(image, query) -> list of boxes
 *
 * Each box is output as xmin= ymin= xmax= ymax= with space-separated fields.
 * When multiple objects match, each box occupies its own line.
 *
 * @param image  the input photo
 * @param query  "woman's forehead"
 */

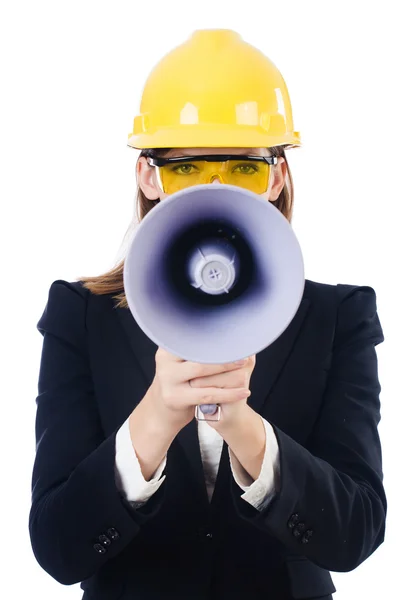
xmin=164 ymin=147 xmax=270 ymax=157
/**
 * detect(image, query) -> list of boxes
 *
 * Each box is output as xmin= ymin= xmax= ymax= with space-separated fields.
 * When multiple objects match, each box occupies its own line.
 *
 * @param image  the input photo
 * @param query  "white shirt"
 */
xmin=114 ymin=410 xmax=280 ymax=511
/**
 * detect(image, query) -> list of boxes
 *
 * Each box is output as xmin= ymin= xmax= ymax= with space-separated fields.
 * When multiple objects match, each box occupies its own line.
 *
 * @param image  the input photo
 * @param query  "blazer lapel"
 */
xmin=248 ymin=296 xmax=311 ymax=416
xmin=115 ymin=306 xmax=158 ymax=388
xmin=114 ymin=290 xmax=311 ymax=511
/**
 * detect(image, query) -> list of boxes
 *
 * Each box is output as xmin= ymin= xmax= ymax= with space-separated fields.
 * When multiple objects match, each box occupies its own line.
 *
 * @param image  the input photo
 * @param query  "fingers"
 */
xmin=180 ymin=356 xmax=255 ymax=384
xmin=155 ymin=347 xmax=255 ymax=396
xmin=153 ymin=348 xmax=253 ymax=414
xmin=188 ymin=386 xmax=251 ymax=405
xmin=188 ymin=368 xmax=250 ymax=390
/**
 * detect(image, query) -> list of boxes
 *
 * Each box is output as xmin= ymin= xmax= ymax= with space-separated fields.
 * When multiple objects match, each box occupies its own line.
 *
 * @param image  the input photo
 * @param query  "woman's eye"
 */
xmin=172 ymin=163 xmax=197 ymax=175
xmin=233 ymin=163 xmax=258 ymax=175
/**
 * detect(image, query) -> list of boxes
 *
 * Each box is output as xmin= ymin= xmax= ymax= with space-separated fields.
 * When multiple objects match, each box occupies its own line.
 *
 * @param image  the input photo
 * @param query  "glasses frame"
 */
xmin=147 ymin=154 xmax=278 ymax=167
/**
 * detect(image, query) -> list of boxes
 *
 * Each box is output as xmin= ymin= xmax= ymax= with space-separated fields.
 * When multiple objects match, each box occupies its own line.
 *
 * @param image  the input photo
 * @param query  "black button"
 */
xmin=287 ymin=514 xmax=300 ymax=529
xmin=196 ymin=527 xmax=212 ymax=539
xmin=93 ymin=543 xmax=106 ymax=554
xmin=107 ymin=528 xmax=120 ymax=541
xmin=301 ymin=529 xmax=314 ymax=544
xmin=98 ymin=534 xmax=111 ymax=547
xmin=292 ymin=523 xmax=306 ymax=538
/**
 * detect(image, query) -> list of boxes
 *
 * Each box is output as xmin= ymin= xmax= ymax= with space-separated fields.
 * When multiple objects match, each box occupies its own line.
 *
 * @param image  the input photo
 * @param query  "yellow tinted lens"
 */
xmin=160 ymin=161 xmax=205 ymax=193
xmin=159 ymin=159 xmax=270 ymax=194
xmin=226 ymin=160 xmax=270 ymax=194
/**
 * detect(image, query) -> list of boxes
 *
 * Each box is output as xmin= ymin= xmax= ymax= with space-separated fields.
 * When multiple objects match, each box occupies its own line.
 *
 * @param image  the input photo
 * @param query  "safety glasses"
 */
xmin=147 ymin=154 xmax=277 ymax=195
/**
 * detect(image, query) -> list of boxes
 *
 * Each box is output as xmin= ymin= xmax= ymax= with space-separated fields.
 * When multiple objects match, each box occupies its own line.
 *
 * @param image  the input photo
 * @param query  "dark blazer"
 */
xmin=29 ymin=278 xmax=386 ymax=600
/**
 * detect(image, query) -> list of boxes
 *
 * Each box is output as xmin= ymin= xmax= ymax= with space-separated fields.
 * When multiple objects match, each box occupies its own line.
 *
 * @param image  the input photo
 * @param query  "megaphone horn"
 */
xmin=124 ymin=184 xmax=305 ymax=419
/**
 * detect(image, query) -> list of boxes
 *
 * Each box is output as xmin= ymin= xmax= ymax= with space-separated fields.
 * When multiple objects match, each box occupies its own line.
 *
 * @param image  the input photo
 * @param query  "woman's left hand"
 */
xmin=191 ymin=355 xmax=256 ymax=430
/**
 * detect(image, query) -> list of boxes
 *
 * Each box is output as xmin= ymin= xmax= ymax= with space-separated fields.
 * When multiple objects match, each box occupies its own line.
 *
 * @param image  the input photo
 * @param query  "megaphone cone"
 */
xmin=123 ymin=184 xmax=305 ymax=418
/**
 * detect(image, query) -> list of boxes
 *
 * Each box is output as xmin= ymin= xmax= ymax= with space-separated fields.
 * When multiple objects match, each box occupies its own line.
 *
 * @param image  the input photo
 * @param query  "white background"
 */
xmin=1 ymin=1 xmax=395 ymax=598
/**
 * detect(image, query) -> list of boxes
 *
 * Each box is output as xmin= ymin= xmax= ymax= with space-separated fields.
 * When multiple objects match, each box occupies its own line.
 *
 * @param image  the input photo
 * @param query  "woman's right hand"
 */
xmin=146 ymin=347 xmax=251 ymax=433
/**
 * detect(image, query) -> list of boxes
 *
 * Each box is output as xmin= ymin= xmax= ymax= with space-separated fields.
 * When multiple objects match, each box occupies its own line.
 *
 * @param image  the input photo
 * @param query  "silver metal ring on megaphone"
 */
xmin=195 ymin=404 xmax=221 ymax=422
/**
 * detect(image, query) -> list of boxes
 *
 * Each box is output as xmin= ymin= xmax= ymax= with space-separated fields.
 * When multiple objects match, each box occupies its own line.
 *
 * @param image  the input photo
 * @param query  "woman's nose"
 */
xmin=209 ymin=176 xmax=222 ymax=184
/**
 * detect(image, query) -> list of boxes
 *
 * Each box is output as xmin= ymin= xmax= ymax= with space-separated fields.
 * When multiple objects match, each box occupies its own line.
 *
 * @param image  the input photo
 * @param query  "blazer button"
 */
xmin=98 ymin=534 xmax=111 ymax=547
xmin=93 ymin=543 xmax=106 ymax=554
xmin=301 ymin=529 xmax=314 ymax=544
xmin=196 ymin=527 xmax=212 ymax=539
xmin=107 ymin=527 xmax=120 ymax=541
xmin=292 ymin=523 xmax=306 ymax=538
xmin=287 ymin=514 xmax=300 ymax=529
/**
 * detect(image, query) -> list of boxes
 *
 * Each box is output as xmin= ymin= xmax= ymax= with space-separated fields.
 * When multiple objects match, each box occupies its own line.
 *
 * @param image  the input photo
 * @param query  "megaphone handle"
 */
xmin=195 ymin=404 xmax=221 ymax=422
xmin=200 ymin=404 xmax=218 ymax=414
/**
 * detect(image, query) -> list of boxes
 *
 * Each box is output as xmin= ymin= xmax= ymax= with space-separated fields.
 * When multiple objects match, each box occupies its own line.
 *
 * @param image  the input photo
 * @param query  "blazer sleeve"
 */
xmin=29 ymin=280 xmax=167 ymax=586
xmin=229 ymin=284 xmax=387 ymax=573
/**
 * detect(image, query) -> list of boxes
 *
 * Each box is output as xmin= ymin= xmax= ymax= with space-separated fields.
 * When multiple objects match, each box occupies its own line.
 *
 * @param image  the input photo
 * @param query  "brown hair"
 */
xmin=77 ymin=145 xmax=295 ymax=309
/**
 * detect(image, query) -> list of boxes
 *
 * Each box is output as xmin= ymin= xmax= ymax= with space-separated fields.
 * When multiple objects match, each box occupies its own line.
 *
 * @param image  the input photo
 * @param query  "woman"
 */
xmin=29 ymin=30 xmax=386 ymax=600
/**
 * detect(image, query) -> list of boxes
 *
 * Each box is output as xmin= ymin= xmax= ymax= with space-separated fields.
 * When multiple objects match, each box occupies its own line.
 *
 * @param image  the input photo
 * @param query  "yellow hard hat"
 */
xmin=128 ymin=29 xmax=301 ymax=149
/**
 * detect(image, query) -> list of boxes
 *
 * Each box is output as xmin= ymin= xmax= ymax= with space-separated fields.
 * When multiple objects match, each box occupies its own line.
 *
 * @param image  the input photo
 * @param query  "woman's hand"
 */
xmin=147 ymin=347 xmax=255 ymax=433
xmin=189 ymin=353 xmax=256 ymax=430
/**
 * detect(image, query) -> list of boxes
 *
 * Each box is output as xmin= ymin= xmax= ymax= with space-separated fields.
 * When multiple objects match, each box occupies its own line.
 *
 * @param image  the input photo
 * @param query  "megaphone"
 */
xmin=123 ymin=183 xmax=305 ymax=419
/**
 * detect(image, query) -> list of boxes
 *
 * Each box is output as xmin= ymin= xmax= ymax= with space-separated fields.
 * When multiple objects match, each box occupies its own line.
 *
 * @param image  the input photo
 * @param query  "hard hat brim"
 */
xmin=127 ymin=126 xmax=301 ymax=149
